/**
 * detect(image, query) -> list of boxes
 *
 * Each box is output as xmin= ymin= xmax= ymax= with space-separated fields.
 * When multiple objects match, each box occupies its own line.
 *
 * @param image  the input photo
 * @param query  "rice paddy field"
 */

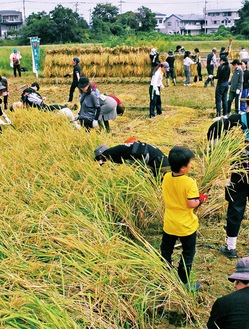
xmin=0 ymin=42 xmax=249 ymax=328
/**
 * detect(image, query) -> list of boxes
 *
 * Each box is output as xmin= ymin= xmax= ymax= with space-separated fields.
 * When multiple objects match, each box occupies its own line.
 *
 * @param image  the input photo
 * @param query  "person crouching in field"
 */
xmin=98 ymin=94 xmax=125 ymax=133
xmin=75 ymin=77 xmax=101 ymax=131
xmin=0 ymin=99 xmax=11 ymax=133
xmin=10 ymin=82 xmax=81 ymax=129
xmin=94 ymin=137 xmax=170 ymax=177
xmin=149 ymin=62 xmax=169 ymax=118
xmin=89 ymin=81 xmax=124 ymax=133
xmin=0 ymin=76 xmax=9 ymax=110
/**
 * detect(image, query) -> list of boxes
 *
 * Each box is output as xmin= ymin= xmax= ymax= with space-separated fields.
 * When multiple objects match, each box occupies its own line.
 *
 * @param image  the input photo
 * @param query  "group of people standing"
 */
xmin=148 ymin=45 xmax=203 ymax=117
xmin=149 ymin=45 xmax=249 ymax=120
xmin=203 ymin=45 xmax=249 ymax=119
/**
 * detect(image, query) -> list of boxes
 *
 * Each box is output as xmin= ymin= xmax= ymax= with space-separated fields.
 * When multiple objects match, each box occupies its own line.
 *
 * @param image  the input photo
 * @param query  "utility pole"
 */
xmin=23 ymin=0 xmax=26 ymax=22
xmin=118 ymin=0 xmax=125 ymax=14
xmin=75 ymin=2 xmax=79 ymax=14
xmin=89 ymin=8 xmax=92 ymax=26
xmin=204 ymin=0 xmax=207 ymax=34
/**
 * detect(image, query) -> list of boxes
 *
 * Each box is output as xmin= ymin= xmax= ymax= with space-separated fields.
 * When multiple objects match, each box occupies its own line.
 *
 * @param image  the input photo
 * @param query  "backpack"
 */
xmin=13 ymin=55 xmax=20 ymax=65
xmin=131 ymin=142 xmax=150 ymax=164
xmin=240 ymin=113 xmax=249 ymax=140
xmin=207 ymin=53 xmax=213 ymax=66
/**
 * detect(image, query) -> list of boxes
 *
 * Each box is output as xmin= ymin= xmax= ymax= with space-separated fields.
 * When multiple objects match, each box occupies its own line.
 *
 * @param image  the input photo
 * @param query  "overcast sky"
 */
xmin=1 ymin=0 xmax=242 ymax=23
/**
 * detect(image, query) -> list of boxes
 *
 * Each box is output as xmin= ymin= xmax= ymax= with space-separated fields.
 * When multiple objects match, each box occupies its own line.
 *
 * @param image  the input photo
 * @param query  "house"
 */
xmin=0 ymin=10 xmax=23 ymax=38
xmin=162 ymin=7 xmax=240 ymax=35
xmin=163 ymin=14 xmax=205 ymax=35
xmin=155 ymin=13 xmax=167 ymax=32
xmin=204 ymin=8 xmax=239 ymax=34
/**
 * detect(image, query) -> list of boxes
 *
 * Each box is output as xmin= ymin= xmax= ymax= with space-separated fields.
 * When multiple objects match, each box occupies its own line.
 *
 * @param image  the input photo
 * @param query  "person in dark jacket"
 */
xmin=240 ymin=59 xmax=249 ymax=113
xmin=94 ymin=138 xmax=170 ymax=177
xmin=206 ymin=257 xmax=249 ymax=329
xmin=207 ymin=96 xmax=249 ymax=142
xmin=166 ymin=50 xmax=176 ymax=86
xmin=75 ymin=76 xmax=101 ymax=131
xmin=20 ymin=82 xmax=63 ymax=111
xmin=65 ymin=57 xmax=81 ymax=102
xmin=210 ymin=56 xmax=231 ymax=119
xmin=220 ymin=141 xmax=249 ymax=258
xmin=204 ymin=48 xmax=218 ymax=87
xmin=192 ymin=48 xmax=202 ymax=82
xmin=219 ymin=45 xmax=230 ymax=58
xmin=227 ymin=59 xmax=243 ymax=115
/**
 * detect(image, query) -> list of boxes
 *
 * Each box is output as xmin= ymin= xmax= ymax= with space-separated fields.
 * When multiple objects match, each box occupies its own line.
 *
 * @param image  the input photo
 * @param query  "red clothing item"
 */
xmin=108 ymin=94 xmax=122 ymax=106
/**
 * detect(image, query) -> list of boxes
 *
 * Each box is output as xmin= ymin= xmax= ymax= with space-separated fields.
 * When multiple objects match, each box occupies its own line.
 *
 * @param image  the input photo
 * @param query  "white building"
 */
xmin=0 ymin=10 xmax=23 ymax=38
xmin=155 ymin=13 xmax=167 ymax=32
xmin=161 ymin=7 xmax=240 ymax=35
xmin=204 ymin=8 xmax=239 ymax=34
xmin=163 ymin=14 xmax=204 ymax=35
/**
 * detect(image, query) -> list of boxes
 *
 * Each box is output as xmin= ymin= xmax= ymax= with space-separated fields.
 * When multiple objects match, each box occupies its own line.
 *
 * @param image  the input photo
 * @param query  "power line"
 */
xmin=0 ymin=0 xmax=239 ymax=4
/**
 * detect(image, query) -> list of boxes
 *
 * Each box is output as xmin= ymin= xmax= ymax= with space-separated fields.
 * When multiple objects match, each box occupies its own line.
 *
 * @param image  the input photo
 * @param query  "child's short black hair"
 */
xmin=168 ymin=146 xmax=195 ymax=173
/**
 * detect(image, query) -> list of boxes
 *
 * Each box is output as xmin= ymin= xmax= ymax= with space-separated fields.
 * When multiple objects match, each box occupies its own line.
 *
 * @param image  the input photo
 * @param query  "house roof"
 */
xmin=155 ymin=12 xmax=167 ymax=17
xmin=166 ymin=13 xmax=204 ymax=21
xmin=0 ymin=10 xmax=22 ymax=15
xmin=206 ymin=8 xmax=239 ymax=13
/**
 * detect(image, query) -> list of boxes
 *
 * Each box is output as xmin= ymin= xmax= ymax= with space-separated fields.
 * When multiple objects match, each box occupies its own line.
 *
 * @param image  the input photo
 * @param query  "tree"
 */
xmin=50 ymin=5 xmax=88 ymax=43
xmin=233 ymin=0 xmax=249 ymax=37
xmin=115 ymin=11 xmax=139 ymax=31
xmin=135 ymin=6 xmax=157 ymax=32
xmin=19 ymin=6 xmax=88 ymax=44
xmin=20 ymin=12 xmax=57 ymax=44
xmin=91 ymin=3 xmax=119 ymax=23
xmin=90 ymin=18 xmax=112 ymax=39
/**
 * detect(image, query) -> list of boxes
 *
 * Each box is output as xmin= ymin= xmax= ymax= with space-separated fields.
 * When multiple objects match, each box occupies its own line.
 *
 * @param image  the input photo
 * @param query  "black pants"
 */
xmin=225 ymin=186 xmax=248 ymax=237
xmin=227 ymin=90 xmax=240 ymax=114
xmin=166 ymin=68 xmax=176 ymax=80
xmin=194 ymin=62 xmax=202 ymax=82
xmin=149 ymin=85 xmax=162 ymax=118
xmin=215 ymin=84 xmax=228 ymax=116
xmin=79 ymin=118 xmax=92 ymax=132
xmin=205 ymin=65 xmax=214 ymax=86
xmin=13 ymin=65 xmax=21 ymax=77
xmin=160 ymin=231 xmax=196 ymax=284
xmin=68 ymin=81 xmax=78 ymax=102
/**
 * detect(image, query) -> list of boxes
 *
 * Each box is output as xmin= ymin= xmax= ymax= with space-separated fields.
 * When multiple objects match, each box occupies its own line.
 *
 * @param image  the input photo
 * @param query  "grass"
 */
xmin=0 ymin=59 xmax=248 ymax=328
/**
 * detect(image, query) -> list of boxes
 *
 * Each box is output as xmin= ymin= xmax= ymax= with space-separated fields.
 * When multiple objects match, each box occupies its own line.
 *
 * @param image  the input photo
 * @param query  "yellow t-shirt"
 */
xmin=162 ymin=172 xmax=199 ymax=236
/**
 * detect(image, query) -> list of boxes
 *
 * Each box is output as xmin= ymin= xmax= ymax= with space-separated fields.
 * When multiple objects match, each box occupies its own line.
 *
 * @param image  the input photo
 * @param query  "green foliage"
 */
xmin=116 ymin=11 xmax=139 ymax=30
xmin=233 ymin=0 xmax=249 ymax=37
xmin=215 ymin=25 xmax=232 ymax=38
xmin=135 ymin=6 xmax=157 ymax=32
xmin=19 ymin=6 xmax=88 ymax=44
xmin=91 ymin=3 xmax=119 ymax=23
xmin=91 ymin=18 xmax=112 ymax=40
xmin=0 ymin=108 xmax=200 ymax=328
